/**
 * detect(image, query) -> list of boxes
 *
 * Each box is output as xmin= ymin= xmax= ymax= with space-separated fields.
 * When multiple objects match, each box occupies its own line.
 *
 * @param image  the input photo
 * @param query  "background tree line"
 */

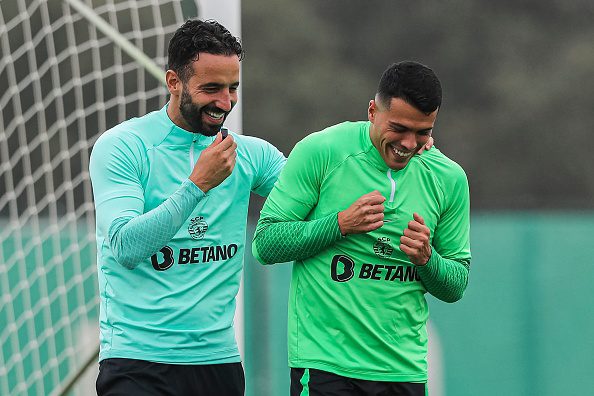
xmin=241 ymin=0 xmax=594 ymax=210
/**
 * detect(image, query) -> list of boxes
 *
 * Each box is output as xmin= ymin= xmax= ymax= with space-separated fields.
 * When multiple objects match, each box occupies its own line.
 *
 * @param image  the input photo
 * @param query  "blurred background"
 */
xmin=1 ymin=0 xmax=593 ymax=395
xmin=241 ymin=1 xmax=594 ymax=395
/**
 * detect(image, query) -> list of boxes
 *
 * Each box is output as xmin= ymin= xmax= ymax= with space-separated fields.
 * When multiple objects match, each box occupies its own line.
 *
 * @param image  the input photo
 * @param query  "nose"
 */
xmin=215 ymin=89 xmax=235 ymax=112
xmin=400 ymin=131 xmax=417 ymax=151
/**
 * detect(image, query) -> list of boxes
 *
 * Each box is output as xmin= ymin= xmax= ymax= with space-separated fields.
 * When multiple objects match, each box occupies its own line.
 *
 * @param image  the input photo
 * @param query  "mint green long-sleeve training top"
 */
xmin=89 ymin=104 xmax=285 ymax=364
xmin=253 ymin=121 xmax=471 ymax=382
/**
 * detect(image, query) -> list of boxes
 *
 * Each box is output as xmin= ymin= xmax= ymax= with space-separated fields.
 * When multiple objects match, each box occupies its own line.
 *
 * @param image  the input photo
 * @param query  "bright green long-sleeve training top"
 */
xmin=253 ymin=121 xmax=471 ymax=382
xmin=89 ymin=104 xmax=285 ymax=364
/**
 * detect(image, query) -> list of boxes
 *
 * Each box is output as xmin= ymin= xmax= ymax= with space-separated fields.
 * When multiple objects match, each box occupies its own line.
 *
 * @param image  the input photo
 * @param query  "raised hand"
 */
xmin=400 ymin=212 xmax=432 ymax=266
xmin=417 ymin=136 xmax=434 ymax=155
xmin=189 ymin=131 xmax=237 ymax=193
xmin=337 ymin=191 xmax=386 ymax=236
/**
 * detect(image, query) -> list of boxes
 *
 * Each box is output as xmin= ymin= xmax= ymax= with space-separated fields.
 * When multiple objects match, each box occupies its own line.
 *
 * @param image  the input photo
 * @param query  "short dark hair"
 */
xmin=167 ymin=19 xmax=243 ymax=82
xmin=377 ymin=61 xmax=442 ymax=114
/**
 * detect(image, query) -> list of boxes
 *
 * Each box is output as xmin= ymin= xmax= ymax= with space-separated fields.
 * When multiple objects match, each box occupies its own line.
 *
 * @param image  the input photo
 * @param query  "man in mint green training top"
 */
xmin=253 ymin=61 xmax=471 ymax=396
xmin=89 ymin=20 xmax=285 ymax=395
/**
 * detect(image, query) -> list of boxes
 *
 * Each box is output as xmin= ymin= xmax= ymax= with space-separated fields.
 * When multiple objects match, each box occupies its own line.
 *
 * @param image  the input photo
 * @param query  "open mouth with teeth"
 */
xmin=390 ymin=144 xmax=414 ymax=160
xmin=203 ymin=109 xmax=226 ymax=123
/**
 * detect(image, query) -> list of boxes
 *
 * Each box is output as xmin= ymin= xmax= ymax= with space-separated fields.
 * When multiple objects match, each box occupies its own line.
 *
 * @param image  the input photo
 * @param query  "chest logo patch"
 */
xmin=373 ymin=236 xmax=393 ymax=258
xmin=188 ymin=216 xmax=208 ymax=240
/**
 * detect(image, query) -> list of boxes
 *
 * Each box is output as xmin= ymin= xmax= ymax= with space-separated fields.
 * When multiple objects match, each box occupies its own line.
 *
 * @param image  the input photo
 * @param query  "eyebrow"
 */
xmin=388 ymin=121 xmax=432 ymax=133
xmin=200 ymin=81 xmax=240 ymax=88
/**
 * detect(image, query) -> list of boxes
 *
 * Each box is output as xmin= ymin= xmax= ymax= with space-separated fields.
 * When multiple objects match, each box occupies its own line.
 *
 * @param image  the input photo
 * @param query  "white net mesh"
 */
xmin=0 ymin=1 xmax=197 ymax=395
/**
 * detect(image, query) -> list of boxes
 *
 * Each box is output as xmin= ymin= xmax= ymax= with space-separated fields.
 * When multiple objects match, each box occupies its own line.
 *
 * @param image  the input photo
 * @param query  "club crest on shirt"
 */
xmin=188 ymin=216 xmax=208 ymax=240
xmin=373 ymin=236 xmax=393 ymax=258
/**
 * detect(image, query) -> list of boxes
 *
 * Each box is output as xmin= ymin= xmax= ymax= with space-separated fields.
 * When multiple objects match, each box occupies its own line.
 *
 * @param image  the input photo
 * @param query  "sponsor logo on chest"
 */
xmin=150 ymin=244 xmax=239 ymax=271
xmin=329 ymin=234 xmax=420 ymax=283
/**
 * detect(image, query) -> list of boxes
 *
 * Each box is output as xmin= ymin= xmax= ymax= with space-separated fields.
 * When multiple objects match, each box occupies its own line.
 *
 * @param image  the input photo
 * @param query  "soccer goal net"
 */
xmin=0 ymin=1 xmax=197 ymax=395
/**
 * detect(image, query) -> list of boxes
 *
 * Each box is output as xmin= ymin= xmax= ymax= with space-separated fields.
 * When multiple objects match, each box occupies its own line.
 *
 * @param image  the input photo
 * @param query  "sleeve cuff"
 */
xmin=333 ymin=212 xmax=346 ymax=239
xmin=417 ymin=247 xmax=441 ymax=277
xmin=183 ymin=179 xmax=207 ymax=200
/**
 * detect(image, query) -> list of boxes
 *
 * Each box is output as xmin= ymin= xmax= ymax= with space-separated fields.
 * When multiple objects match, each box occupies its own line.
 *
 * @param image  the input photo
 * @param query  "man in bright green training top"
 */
xmin=252 ymin=61 xmax=471 ymax=396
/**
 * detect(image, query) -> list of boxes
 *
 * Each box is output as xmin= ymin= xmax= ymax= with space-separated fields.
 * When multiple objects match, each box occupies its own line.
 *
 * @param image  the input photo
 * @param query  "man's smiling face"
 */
xmin=368 ymin=96 xmax=438 ymax=170
xmin=177 ymin=53 xmax=240 ymax=135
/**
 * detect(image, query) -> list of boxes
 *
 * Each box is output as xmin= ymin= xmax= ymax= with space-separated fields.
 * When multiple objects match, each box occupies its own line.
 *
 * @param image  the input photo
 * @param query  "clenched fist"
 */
xmin=338 ymin=191 xmax=385 ymax=236
xmin=400 ymin=212 xmax=432 ymax=266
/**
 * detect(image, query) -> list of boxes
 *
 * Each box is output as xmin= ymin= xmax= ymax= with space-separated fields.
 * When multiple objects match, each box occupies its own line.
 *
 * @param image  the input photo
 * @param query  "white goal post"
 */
xmin=0 ymin=1 xmax=244 ymax=395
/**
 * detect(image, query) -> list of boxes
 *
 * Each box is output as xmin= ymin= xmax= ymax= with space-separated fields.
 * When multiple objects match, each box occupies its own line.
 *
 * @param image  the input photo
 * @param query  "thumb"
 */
xmin=210 ymin=132 xmax=223 ymax=146
xmin=413 ymin=212 xmax=425 ymax=225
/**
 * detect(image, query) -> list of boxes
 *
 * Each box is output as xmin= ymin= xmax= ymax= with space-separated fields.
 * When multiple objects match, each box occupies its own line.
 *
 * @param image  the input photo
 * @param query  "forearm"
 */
xmin=253 ymin=213 xmax=343 ymax=264
xmin=417 ymin=249 xmax=470 ymax=303
xmin=108 ymin=180 xmax=205 ymax=268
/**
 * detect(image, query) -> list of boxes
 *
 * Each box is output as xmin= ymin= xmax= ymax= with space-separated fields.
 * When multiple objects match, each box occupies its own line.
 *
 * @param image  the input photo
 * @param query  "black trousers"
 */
xmin=96 ymin=358 xmax=245 ymax=396
xmin=291 ymin=368 xmax=426 ymax=396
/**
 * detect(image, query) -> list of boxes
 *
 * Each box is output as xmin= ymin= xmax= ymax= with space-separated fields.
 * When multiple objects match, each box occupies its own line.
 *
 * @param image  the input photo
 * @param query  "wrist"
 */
xmin=183 ymin=179 xmax=207 ymax=199
xmin=337 ymin=211 xmax=348 ymax=236
xmin=416 ymin=247 xmax=433 ymax=267
xmin=190 ymin=177 xmax=211 ymax=193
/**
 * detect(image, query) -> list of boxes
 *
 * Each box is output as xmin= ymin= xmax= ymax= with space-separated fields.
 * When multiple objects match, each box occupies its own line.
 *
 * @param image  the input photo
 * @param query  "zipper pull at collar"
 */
xmin=386 ymin=169 xmax=396 ymax=203
xmin=190 ymin=140 xmax=196 ymax=170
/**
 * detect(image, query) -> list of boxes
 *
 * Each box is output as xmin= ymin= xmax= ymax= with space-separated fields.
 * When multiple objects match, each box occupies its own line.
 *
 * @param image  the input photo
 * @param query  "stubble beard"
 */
xmin=179 ymin=87 xmax=227 ymax=136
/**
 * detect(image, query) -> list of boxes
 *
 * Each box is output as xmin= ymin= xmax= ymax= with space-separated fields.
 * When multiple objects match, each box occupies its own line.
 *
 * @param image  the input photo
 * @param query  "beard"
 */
xmin=179 ymin=86 xmax=230 ymax=136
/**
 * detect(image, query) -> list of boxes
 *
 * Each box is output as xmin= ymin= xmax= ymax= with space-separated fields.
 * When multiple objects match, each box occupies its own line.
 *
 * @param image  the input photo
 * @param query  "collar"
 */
xmin=160 ymin=103 xmax=217 ymax=146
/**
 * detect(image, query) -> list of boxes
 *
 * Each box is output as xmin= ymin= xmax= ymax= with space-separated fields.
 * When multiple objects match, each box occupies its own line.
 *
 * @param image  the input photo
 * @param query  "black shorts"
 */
xmin=291 ymin=368 xmax=426 ymax=396
xmin=96 ymin=358 xmax=245 ymax=396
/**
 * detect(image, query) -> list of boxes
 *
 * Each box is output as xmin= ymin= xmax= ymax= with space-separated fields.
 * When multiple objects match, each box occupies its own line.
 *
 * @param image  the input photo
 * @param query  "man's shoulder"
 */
xmin=296 ymin=121 xmax=368 ymax=156
xmin=283 ymin=121 xmax=368 ymax=169
xmin=418 ymin=147 xmax=468 ymax=182
xmin=95 ymin=108 xmax=168 ymax=148
xmin=233 ymin=133 xmax=277 ymax=150
xmin=89 ymin=112 xmax=165 ymax=174
xmin=303 ymin=121 xmax=366 ymax=144
xmin=233 ymin=133 xmax=285 ymax=161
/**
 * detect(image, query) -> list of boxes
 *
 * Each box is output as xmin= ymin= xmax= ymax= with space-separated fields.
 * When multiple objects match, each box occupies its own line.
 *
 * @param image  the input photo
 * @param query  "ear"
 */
xmin=368 ymin=99 xmax=376 ymax=123
xmin=166 ymin=70 xmax=182 ymax=96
